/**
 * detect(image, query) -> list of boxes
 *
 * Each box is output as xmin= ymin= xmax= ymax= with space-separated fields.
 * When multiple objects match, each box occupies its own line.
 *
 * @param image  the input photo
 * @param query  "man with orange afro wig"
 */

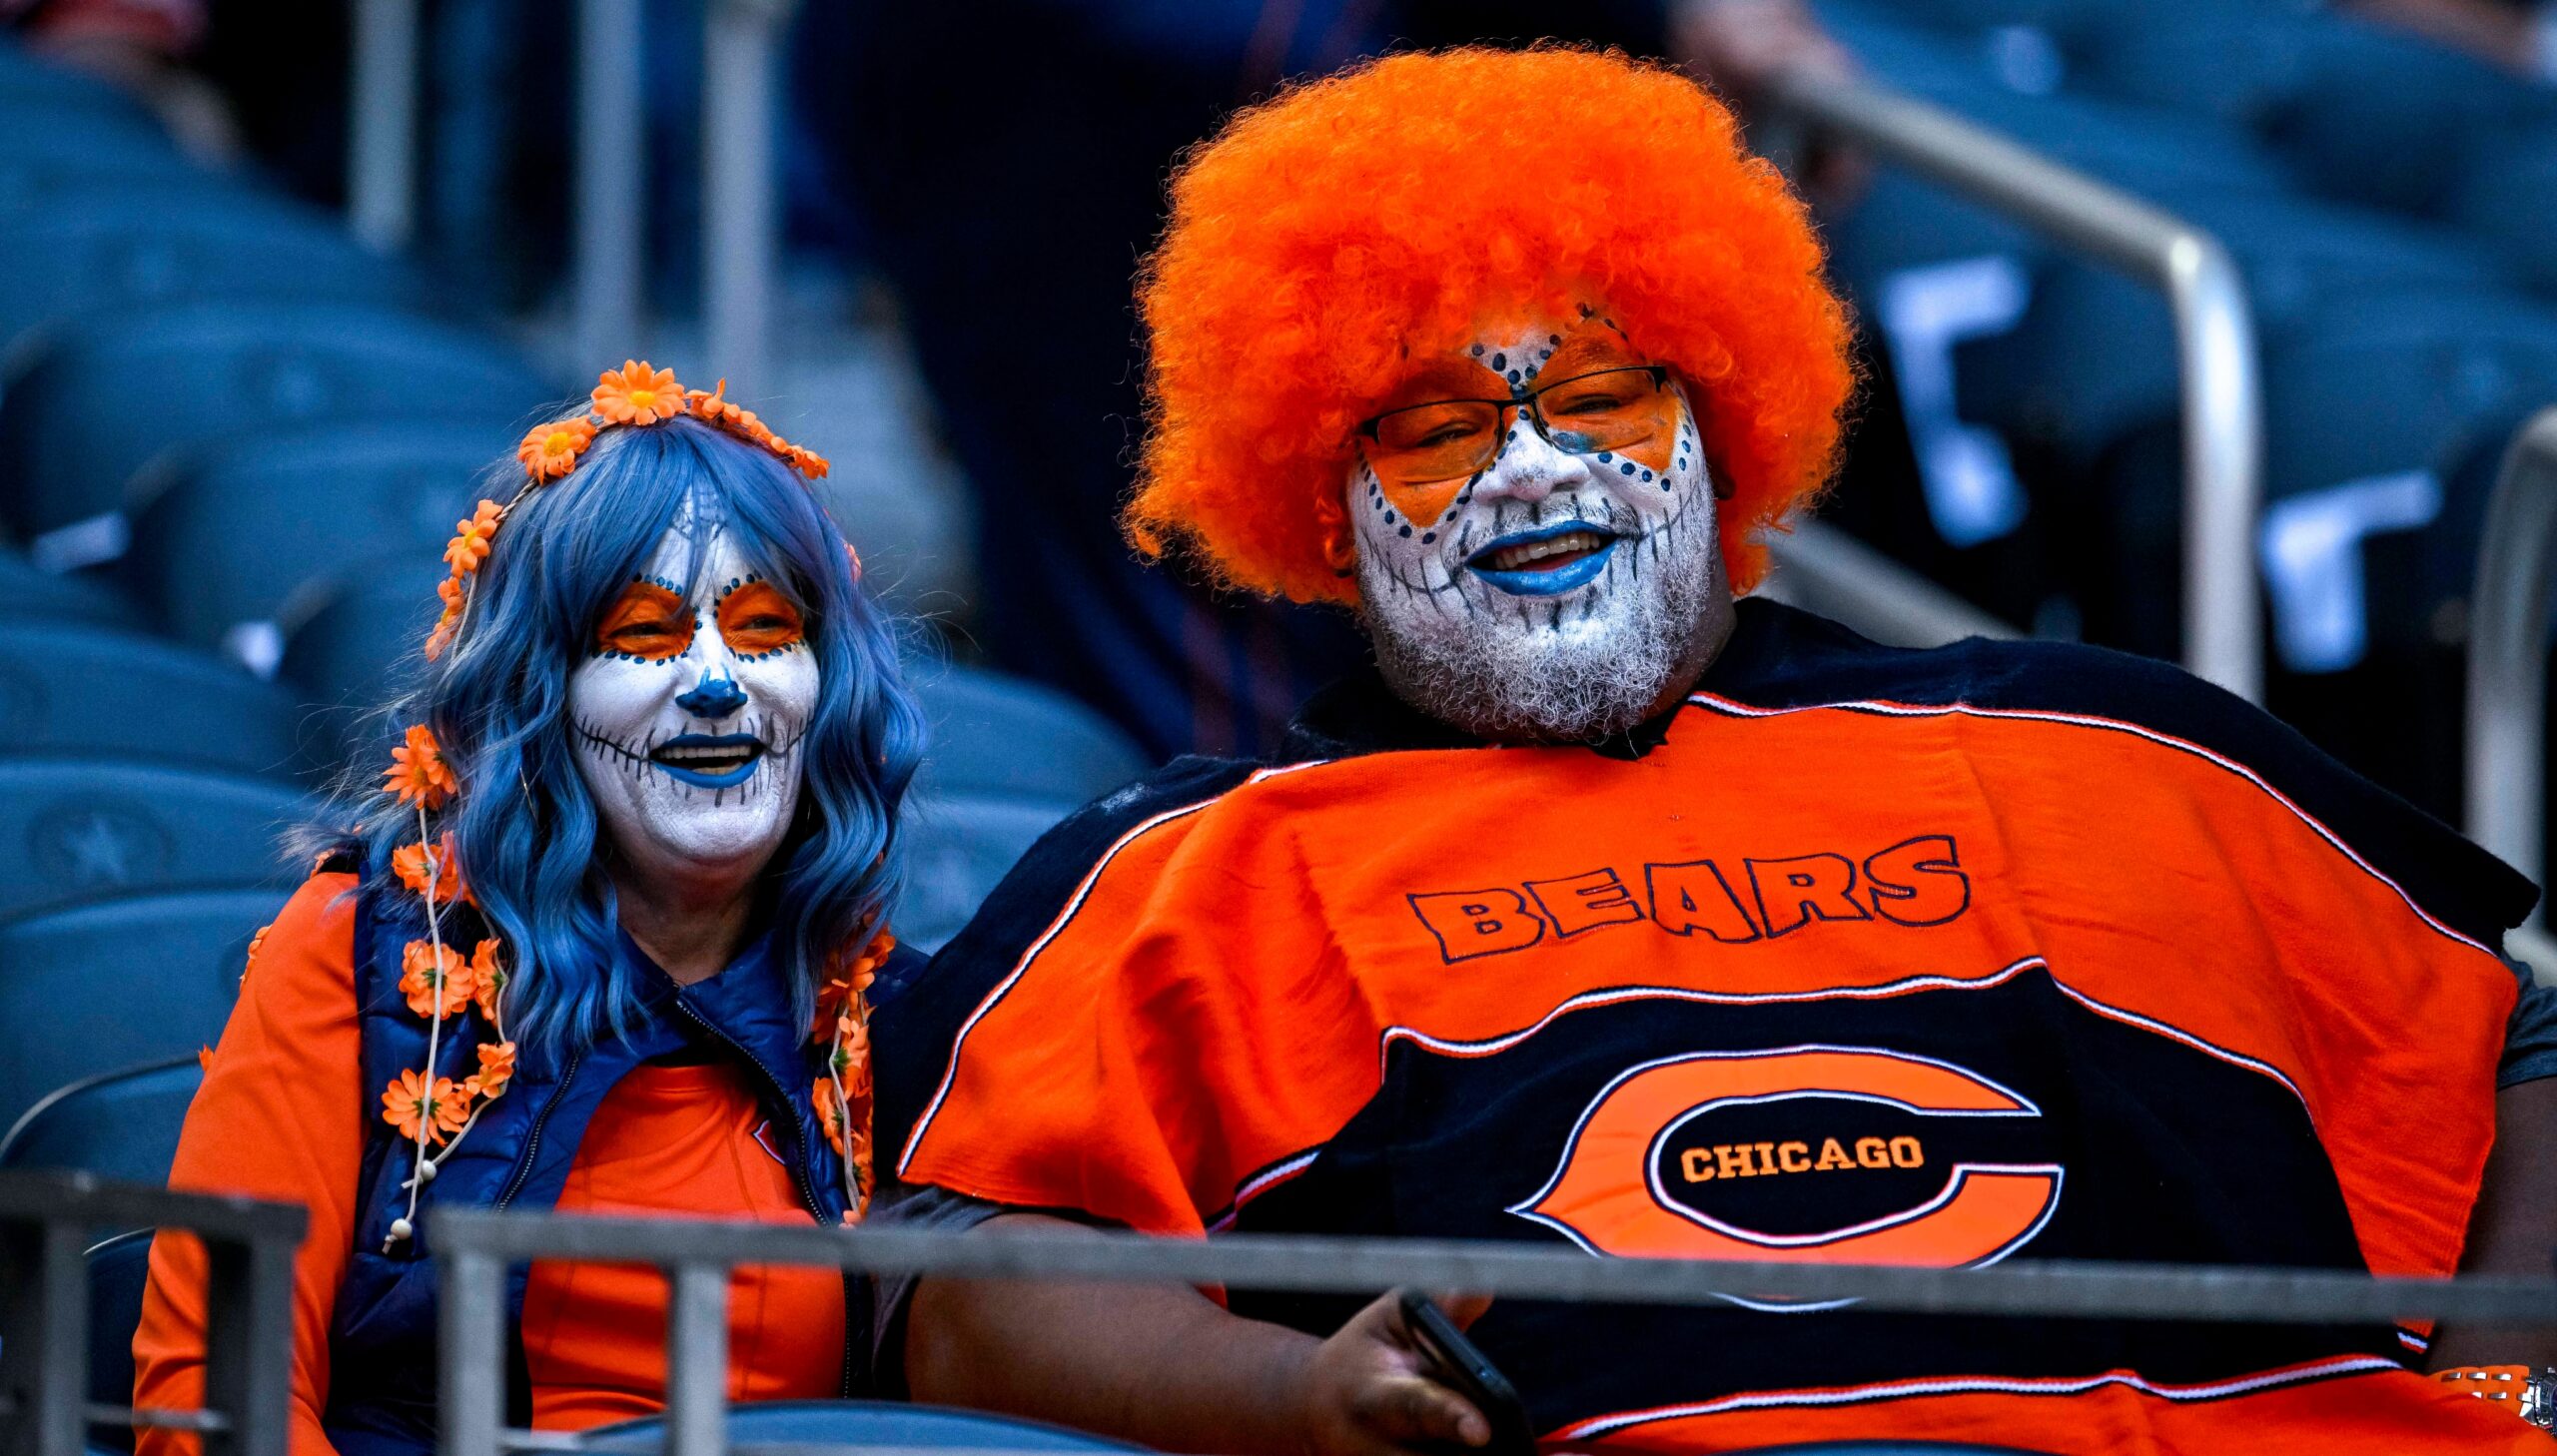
xmin=874 ymin=44 xmax=2557 ymax=1456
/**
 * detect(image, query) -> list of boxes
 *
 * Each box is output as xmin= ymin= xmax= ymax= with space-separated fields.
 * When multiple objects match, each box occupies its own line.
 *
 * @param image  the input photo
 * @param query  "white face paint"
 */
xmin=1348 ymin=309 xmax=1729 ymax=742
xmin=568 ymin=500 xmax=818 ymax=883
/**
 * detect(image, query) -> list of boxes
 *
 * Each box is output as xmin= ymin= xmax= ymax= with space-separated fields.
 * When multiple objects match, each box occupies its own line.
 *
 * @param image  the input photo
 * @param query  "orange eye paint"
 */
xmin=593 ymin=580 xmax=695 ymax=661
xmin=716 ymin=580 xmax=805 ymax=656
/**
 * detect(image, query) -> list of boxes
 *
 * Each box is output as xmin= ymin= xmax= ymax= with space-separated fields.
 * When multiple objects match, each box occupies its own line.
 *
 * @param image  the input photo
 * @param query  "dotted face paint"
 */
xmin=567 ymin=498 xmax=818 ymax=876
xmin=1344 ymin=308 xmax=1725 ymax=742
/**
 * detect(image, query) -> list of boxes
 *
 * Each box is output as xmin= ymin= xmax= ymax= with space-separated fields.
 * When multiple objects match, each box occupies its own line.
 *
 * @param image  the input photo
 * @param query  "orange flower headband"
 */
xmin=426 ymin=362 xmax=834 ymax=661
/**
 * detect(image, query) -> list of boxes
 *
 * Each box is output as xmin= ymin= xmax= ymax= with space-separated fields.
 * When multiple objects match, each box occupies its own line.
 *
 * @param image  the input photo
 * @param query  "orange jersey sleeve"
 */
xmin=134 ymin=872 xmax=360 ymax=1456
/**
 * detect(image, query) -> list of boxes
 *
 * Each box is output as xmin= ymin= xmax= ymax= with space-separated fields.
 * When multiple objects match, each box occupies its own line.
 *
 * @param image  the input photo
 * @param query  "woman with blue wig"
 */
xmin=134 ymin=364 xmax=926 ymax=1456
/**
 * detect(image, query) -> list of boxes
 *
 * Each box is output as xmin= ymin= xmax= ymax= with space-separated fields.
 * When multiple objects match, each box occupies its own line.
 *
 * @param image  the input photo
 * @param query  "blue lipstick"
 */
xmin=1465 ymin=521 xmax=1620 ymax=597
xmin=649 ymin=732 xmax=765 ymax=788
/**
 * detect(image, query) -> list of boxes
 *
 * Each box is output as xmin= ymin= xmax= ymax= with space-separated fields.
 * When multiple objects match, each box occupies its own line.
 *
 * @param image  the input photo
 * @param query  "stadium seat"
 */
xmin=119 ymin=417 xmax=521 ymax=657
xmin=908 ymin=664 xmax=1151 ymax=804
xmin=0 ymin=543 xmax=141 ymax=629
xmin=274 ymin=560 xmax=446 ymax=775
xmin=0 ymin=1057 xmax=199 ymax=1186
xmin=0 ymin=149 xmax=228 ymax=227
xmin=898 ymin=793 xmax=1087 ymax=953
xmin=0 ymin=887 xmax=287 ymax=1129
xmin=84 ymin=1228 xmax=151 ymax=1454
xmin=2068 ymin=7 xmax=2549 ymax=215
xmin=0 ymin=192 xmax=427 ymax=360
xmin=580 ymin=1400 xmax=1149 ymax=1452
xmin=0 ymin=624 xmax=303 ymax=780
xmin=0 ymin=758 xmax=306 ymax=922
xmin=2446 ymin=118 xmax=2557 ymax=300
xmin=1962 ymin=194 xmax=2515 ymax=476
xmin=0 ymin=301 xmax=549 ymax=556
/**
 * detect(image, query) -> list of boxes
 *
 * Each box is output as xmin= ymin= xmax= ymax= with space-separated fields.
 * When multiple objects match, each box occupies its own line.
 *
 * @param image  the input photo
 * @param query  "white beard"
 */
xmin=1358 ymin=488 xmax=1720 ymax=742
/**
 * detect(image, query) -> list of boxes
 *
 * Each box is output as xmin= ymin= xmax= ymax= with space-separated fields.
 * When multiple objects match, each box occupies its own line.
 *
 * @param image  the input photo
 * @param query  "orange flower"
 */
xmin=468 ymin=938 xmax=506 ymax=1021
xmin=517 ymin=416 xmax=595 ymax=482
xmin=829 ymin=1014 xmax=871 ymax=1080
xmin=592 ymin=360 xmax=683 ymax=425
xmin=469 ymin=1040 xmax=516 ymax=1099
xmin=393 ymin=835 xmax=467 ymax=905
xmin=786 ymin=444 xmax=831 ymax=480
xmin=400 ymin=939 xmax=475 ymax=1019
xmin=384 ymin=724 xmax=457 ymax=810
xmin=814 ymin=1075 xmax=859 ymax=1157
xmin=444 ymin=499 xmax=505 ymax=576
xmin=382 ymin=1069 xmax=470 ymax=1145
xmin=425 ymin=576 xmax=466 ymax=661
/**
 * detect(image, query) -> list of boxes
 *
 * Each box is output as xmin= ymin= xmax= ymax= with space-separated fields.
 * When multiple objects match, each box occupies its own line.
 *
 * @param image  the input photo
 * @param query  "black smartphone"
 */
xmin=1396 ymin=1288 xmax=1539 ymax=1456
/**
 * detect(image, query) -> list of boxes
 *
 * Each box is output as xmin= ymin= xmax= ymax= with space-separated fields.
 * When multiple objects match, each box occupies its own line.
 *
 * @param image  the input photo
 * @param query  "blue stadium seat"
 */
xmin=0 ymin=94 xmax=177 ymax=166
xmin=2069 ymin=8 xmax=2549 ymax=214
xmin=84 ymin=1228 xmax=151 ymax=1454
xmin=909 ymin=664 xmax=1151 ymax=804
xmin=0 ymin=758 xmax=306 ymax=921
xmin=274 ymin=561 xmax=446 ymax=775
xmin=0 ymin=37 xmax=158 ymax=124
xmin=120 ymin=417 xmax=521 ymax=654
xmin=0 ymin=301 xmax=549 ymax=553
xmin=0 ymin=624 xmax=302 ymax=780
xmin=1963 ymin=193 xmax=2515 ymax=474
xmin=0 ymin=887 xmax=286 ymax=1129
xmin=0 ymin=151 xmax=228 ymax=227
xmin=2447 ymin=119 xmax=2557 ymax=299
xmin=581 ymin=1400 xmax=1148 ymax=1452
xmin=0 ymin=543 xmax=141 ymax=629
xmin=0 ymin=1057 xmax=199 ymax=1185
xmin=0 ymin=192 xmax=427 ymax=360
xmin=899 ymin=793 xmax=1087 ymax=953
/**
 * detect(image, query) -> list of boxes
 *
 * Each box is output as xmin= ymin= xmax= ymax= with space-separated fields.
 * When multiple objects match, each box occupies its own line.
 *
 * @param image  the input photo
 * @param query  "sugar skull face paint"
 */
xmin=1347 ymin=310 xmax=1730 ymax=742
xmin=569 ymin=499 xmax=818 ymax=881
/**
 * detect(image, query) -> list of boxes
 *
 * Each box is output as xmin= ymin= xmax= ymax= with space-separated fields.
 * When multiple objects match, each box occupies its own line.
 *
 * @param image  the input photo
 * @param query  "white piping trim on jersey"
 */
xmin=1553 ymin=1353 xmax=2402 ymax=1441
xmin=1206 ymin=1148 xmax=1324 ymax=1233
xmin=2046 ymin=978 xmax=2310 ymax=1113
xmin=1379 ymin=955 xmax=2048 ymax=1077
xmin=898 ymin=760 xmax=1330 ymax=1176
xmin=1688 ymin=690 xmax=2496 ymax=960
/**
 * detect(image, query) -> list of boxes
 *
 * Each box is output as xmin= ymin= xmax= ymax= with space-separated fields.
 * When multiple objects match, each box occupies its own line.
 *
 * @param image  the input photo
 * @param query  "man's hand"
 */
xmin=1295 ymin=1291 xmax=1498 ymax=1456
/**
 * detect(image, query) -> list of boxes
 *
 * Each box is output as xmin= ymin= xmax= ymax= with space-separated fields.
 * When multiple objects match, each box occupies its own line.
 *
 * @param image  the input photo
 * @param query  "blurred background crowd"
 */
xmin=10 ymin=0 xmax=2557 ymax=1205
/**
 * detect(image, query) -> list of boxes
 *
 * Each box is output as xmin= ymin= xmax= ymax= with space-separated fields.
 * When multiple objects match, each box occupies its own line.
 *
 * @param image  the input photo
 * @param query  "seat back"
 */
xmin=0 ymin=886 xmax=287 ymax=1128
xmin=0 ymin=302 xmax=548 ymax=546
xmin=122 ymin=417 xmax=519 ymax=651
xmin=0 ymin=193 xmax=423 ymax=360
xmin=0 ymin=1057 xmax=201 ymax=1185
xmin=897 ymin=793 xmax=1088 ymax=954
xmin=0 ymin=544 xmax=140 ymax=630
xmin=580 ymin=1400 xmax=1148 ymax=1452
xmin=0 ymin=757 xmax=306 ymax=921
xmin=908 ymin=664 xmax=1150 ymax=805
xmin=274 ymin=562 xmax=447 ymax=776
xmin=0 ymin=624 xmax=302 ymax=780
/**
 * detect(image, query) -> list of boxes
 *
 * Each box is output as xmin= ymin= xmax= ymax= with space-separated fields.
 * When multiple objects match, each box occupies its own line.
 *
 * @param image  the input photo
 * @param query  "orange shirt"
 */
xmin=134 ymin=875 xmax=844 ymax=1456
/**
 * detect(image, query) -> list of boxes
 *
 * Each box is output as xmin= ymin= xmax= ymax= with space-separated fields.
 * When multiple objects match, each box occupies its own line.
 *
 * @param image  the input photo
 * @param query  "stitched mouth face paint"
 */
xmin=1347 ymin=309 xmax=1725 ymax=742
xmin=569 ymin=497 xmax=818 ymax=878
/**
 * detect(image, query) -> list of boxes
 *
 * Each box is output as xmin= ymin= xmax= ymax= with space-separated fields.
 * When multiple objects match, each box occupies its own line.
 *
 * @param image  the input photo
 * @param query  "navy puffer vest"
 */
xmin=320 ymin=864 xmax=868 ymax=1456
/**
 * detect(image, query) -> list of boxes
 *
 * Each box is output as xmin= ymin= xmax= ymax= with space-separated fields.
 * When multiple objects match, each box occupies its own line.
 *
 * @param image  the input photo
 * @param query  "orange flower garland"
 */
xmin=517 ymin=416 xmax=596 ymax=482
xmin=392 ymin=834 xmax=466 ymax=905
xmin=420 ymin=363 xmax=832 ymax=663
xmin=384 ymin=725 xmax=457 ymax=811
xmin=400 ymin=940 xmax=474 ymax=1018
xmin=382 ymin=1069 xmax=470 ymax=1146
xmin=813 ymin=927 xmax=893 ymax=1220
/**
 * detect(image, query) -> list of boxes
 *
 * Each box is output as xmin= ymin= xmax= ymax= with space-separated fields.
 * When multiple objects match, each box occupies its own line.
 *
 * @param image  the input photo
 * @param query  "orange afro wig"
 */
xmin=1128 ymin=45 xmax=1855 ymax=605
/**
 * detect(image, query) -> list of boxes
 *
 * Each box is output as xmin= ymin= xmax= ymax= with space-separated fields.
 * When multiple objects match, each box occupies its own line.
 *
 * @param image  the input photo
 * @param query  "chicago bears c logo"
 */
xmin=1512 ymin=1046 xmax=2062 ymax=1270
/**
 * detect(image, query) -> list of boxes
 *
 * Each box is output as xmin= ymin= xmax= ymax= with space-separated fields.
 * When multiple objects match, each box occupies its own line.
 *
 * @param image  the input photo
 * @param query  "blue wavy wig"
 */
xmin=320 ymin=414 xmax=924 ymax=1060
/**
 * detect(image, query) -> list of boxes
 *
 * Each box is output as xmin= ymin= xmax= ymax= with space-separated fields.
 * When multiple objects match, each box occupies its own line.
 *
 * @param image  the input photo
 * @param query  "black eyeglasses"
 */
xmin=1356 ymin=365 xmax=1673 ymax=486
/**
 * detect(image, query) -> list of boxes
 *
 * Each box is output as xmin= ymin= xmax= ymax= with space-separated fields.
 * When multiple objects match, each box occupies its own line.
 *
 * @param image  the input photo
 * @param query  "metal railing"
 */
xmin=346 ymin=0 xmax=797 ymax=375
xmin=2467 ymin=406 xmax=2557 ymax=970
xmin=1768 ymin=72 xmax=2266 ymax=703
xmin=1762 ymin=521 xmax=2020 ymax=648
xmin=0 ymin=1172 xmax=304 ymax=1456
xmin=436 ymin=1208 xmax=2557 ymax=1456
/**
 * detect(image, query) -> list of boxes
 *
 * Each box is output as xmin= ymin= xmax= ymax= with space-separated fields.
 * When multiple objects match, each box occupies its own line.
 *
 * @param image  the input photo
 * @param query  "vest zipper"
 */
xmin=492 ymin=1050 xmax=586 ymax=1210
xmin=668 ymin=999 xmax=859 ymax=1397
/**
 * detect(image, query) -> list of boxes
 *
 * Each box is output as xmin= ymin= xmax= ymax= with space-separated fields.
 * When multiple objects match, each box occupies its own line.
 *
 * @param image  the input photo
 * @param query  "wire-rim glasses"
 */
xmin=1355 ymin=364 xmax=1673 ymax=487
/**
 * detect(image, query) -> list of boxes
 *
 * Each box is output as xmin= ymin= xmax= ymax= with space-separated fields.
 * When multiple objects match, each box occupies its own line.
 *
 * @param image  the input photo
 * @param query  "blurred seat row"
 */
xmin=1816 ymin=0 xmax=2557 ymax=818
xmin=0 ymin=38 xmax=1147 ymax=1206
